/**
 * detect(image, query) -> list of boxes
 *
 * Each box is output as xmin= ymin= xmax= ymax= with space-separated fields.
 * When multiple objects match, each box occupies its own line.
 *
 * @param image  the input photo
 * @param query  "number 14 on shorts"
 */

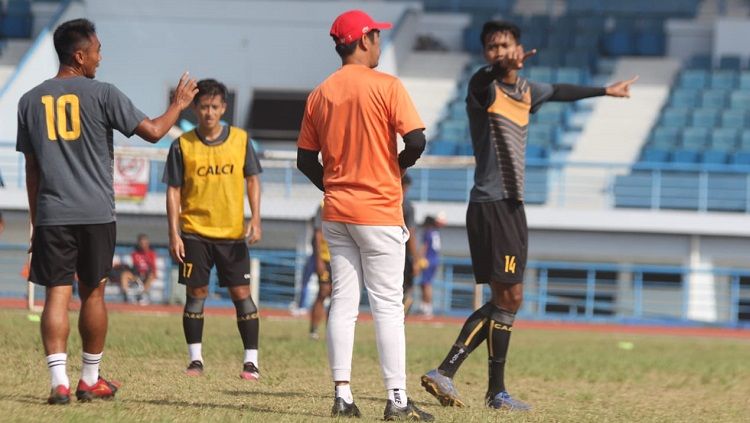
xmin=503 ymin=255 xmax=517 ymax=274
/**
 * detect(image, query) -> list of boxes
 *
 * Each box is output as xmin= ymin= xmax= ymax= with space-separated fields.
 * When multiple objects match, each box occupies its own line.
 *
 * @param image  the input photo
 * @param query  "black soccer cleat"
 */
xmin=384 ymin=399 xmax=434 ymax=421
xmin=185 ymin=360 xmax=204 ymax=377
xmin=331 ymin=397 xmax=362 ymax=418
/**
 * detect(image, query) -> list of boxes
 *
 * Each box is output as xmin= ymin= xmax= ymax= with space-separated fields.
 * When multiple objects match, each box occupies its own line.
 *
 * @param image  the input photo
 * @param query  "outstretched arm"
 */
xmin=549 ymin=75 xmax=639 ymax=102
xmin=135 ymin=72 xmax=198 ymax=142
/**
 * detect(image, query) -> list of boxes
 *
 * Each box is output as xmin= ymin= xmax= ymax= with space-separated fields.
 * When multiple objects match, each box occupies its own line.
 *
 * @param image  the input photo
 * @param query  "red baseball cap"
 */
xmin=330 ymin=10 xmax=392 ymax=45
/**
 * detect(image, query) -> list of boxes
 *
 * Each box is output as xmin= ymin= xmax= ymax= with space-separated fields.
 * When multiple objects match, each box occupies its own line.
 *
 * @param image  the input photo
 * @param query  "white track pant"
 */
xmin=323 ymin=221 xmax=408 ymax=390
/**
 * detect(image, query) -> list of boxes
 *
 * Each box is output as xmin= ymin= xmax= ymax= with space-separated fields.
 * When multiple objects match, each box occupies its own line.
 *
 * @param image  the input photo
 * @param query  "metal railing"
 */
xmin=3 ymin=244 xmax=748 ymax=327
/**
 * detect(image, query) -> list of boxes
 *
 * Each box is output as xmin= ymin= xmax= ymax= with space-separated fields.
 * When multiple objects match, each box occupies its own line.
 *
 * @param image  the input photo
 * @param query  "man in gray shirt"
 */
xmin=16 ymin=18 xmax=197 ymax=405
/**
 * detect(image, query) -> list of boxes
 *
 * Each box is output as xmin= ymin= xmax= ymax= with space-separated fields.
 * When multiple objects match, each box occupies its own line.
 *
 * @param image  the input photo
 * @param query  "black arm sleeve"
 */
xmin=398 ymin=129 xmax=426 ymax=169
xmin=549 ymin=84 xmax=606 ymax=102
xmin=297 ymin=147 xmax=325 ymax=192
xmin=468 ymin=64 xmax=506 ymax=108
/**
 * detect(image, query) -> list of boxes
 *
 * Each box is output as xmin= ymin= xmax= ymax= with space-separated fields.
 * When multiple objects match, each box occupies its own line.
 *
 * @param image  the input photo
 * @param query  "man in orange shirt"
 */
xmin=297 ymin=10 xmax=432 ymax=421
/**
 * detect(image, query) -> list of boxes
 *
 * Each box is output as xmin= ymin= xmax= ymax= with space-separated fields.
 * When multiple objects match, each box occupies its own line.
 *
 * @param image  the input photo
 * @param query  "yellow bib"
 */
xmin=179 ymin=127 xmax=247 ymax=239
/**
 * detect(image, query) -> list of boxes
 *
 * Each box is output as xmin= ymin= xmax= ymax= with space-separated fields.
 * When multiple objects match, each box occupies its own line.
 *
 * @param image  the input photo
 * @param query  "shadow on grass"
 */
xmin=221 ymin=390 xmax=328 ymax=400
xmin=0 ymin=395 xmax=48 ymax=405
xmin=130 ymin=398 xmax=331 ymax=418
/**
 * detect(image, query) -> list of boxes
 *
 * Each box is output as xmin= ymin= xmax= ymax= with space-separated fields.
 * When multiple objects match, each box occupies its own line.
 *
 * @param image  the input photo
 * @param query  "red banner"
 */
xmin=114 ymin=156 xmax=150 ymax=201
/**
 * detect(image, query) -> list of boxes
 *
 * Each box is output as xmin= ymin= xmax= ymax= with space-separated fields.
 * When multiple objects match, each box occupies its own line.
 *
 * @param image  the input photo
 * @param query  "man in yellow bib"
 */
xmin=163 ymin=79 xmax=263 ymax=380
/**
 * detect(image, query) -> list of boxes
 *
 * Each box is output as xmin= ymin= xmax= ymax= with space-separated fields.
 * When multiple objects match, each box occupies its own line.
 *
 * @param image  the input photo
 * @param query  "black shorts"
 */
xmin=30 ymin=222 xmax=116 ymax=288
xmin=179 ymin=237 xmax=250 ymax=287
xmin=466 ymin=199 xmax=527 ymax=284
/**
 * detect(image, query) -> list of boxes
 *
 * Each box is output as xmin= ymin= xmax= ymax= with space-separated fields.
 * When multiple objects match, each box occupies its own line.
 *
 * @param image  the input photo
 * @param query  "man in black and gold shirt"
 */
xmin=163 ymin=79 xmax=263 ymax=381
xmin=421 ymin=21 xmax=637 ymax=411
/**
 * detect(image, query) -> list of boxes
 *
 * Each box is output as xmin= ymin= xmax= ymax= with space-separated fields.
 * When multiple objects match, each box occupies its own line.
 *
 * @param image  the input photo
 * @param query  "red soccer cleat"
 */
xmin=240 ymin=362 xmax=260 ymax=381
xmin=75 ymin=377 xmax=120 ymax=402
xmin=47 ymin=385 xmax=70 ymax=405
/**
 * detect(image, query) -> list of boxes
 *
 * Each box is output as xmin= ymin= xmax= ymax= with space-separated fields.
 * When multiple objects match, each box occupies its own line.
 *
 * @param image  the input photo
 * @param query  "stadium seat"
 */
xmin=526 ymin=144 xmax=548 ymax=160
xmin=602 ymin=28 xmax=636 ymax=56
xmin=738 ymin=72 xmax=750 ymax=90
xmin=555 ymin=67 xmax=587 ymax=85
xmin=669 ymin=88 xmax=699 ymax=108
xmin=533 ymin=107 xmax=563 ymax=125
xmin=729 ymin=91 xmax=750 ymax=109
xmin=671 ymin=148 xmax=700 ymax=163
xmin=428 ymin=140 xmax=457 ymax=156
xmin=718 ymin=55 xmax=742 ymax=71
xmin=528 ymin=67 xmax=554 ymax=83
xmin=660 ymin=108 xmax=690 ymax=127
xmin=741 ymin=130 xmax=750 ymax=150
xmin=564 ymin=50 xmax=593 ymax=69
xmin=690 ymin=109 xmax=719 ymax=128
xmin=641 ymin=148 xmax=670 ymax=163
xmin=707 ymin=174 xmax=747 ymax=211
xmin=701 ymin=149 xmax=728 ymax=164
xmin=710 ymin=71 xmax=738 ymax=89
xmin=730 ymin=151 xmax=750 ymax=165
xmin=700 ymin=89 xmax=728 ymax=108
xmin=681 ymin=127 xmax=709 ymax=149
xmin=710 ymin=128 xmax=739 ymax=151
xmin=720 ymin=110 xmax=747 ymax=129
xmin=528 ymin=124 xmax=559 ymax=147
xmin=439 ymin=119 xmax=468 ymax=141
xmin=635 ymin=27 xmax=665 ymax=56
xmin=678 ymin=70 xmax=708 ymax=89
xmin=651 ymin=127 xmax=681 ymax=148
xmin=455 ymin=143 xmax=474 ymax=156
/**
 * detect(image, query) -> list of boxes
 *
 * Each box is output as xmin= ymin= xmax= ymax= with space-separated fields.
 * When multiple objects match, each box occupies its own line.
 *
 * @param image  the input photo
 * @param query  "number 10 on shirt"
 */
xmin=41 ymin=94 xmax=81 ymax=141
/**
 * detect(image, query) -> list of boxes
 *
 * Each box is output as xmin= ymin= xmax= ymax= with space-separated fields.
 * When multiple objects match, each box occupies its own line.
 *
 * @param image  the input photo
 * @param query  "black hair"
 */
xmin=423 ymin=215 xmax=436 ymax=227
xmin=194 ymin=79 xmax=228 ymax=105
xmin=135 ymin=233 xmax=148 ymax=251
xmin=53 ymin=18 xmax=97 ymax=66
xmin=480 ymin=20 xmax=521 ymax=47
xmin=333 ymin=30 xmax=379 ymax=59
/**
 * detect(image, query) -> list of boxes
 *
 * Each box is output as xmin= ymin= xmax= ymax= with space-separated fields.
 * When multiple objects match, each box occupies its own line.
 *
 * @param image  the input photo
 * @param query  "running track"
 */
xmin=2 ymin=298 xmax=748 ymax=340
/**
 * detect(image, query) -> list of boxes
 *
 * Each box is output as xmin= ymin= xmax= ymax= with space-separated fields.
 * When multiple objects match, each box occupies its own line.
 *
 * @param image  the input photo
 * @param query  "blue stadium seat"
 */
xmin=690 ymin=109 xmax=719 ymax=128
xmin=641 ymin=148 xmax=670 ymax=163
xmin=710 ymin=71 xmax=738 ymax=89
xmin=661 ymin=172 xmax=700 ymax=210
xmin=651 ymin=127 xmax=681 ymax=148
xmin=573 ymin=32 xmax=600 ymax=50
xmin=564 ymin=50 xmax=593 ymax=69
xmin=710 ymin=128 xmax=739 ymax=151
xmin=730 ymin=91 xmax=750 ymax=109
xmin=455 ymin=143 xmax=474 ymax=156
xmin=533 ymin=107 xmax=563 ymax=125
xmin=720 ymin=110 xmax=747 ymax=129
xmin=669 ymin=88 xmax=699 ymax=108
xmin=555 ymin=67 xmax=587 ymax=84
xmin=528 ymin=124 xmax=559 ymax=146
xmin=700 ymin=89 xmax=728 ymax=108
xmin=536 ymin=50 xmax=564 ymax=67
xmin=439 ymin=119 xmax=468 ymax=141
xmin=671 ymin=149 xmax=700 ymax=163
xmin=679 ymin=70 xmax=708 ymax=89
xmin=428 ymin=140 xmax=457 ymax=156
xmin=602 ymin=28 xmax=636 ymax=56
xmin=681 ymin=127 xmax=709 ymax=149
xmin=660 ymin=108 xmax=690 ymax=127
xmin=719 ymin=55 xmax=742 ymax=71
xmin=528 ymin=67 xmax=555 ymax=83
xmin=635 ymin=28 xmax=665 ymax=56
xmin=526 ymin=144 xmax=548 ymax=159
xmin=613 ymin=173 xmax=654 ymax=209
xmin=730 ymin=151 xmax=750 ymax=165
xmin=739 ymin=72 xmax=750 ymax=90
xmin=701 ymin=149 xmax=728 ymax=164
xmin=740 ymin=130 xmax=750 ymax=150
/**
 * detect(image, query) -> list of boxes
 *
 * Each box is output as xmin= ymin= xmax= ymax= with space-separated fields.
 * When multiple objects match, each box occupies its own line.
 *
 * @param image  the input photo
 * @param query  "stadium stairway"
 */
xmin=560 ymin=57 xmax=682 ymax=208
xmin=399 ymin=51 xmax=472 ymax=140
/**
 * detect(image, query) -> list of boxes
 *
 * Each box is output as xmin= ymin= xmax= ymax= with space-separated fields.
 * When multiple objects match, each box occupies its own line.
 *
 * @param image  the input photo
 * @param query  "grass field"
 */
xmin=0 ymin=308 xmax=749 ymax=422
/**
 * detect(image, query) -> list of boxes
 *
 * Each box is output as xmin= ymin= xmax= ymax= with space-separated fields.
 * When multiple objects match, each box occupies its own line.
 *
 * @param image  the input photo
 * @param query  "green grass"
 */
xmin=0 ymin=309 xmax=749 ymax=422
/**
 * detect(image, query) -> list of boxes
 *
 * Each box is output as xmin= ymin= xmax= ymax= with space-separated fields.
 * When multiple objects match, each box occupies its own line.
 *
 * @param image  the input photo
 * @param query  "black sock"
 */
xmin=234 ymin=297 xmax=259 ymax=350
xmin=183 ymin=295 xmax=206 ymax=345
xmin=487 ymin=306 xmax=515 ymax=397
xmin=438 ymin=303 xmax=493 ymax=378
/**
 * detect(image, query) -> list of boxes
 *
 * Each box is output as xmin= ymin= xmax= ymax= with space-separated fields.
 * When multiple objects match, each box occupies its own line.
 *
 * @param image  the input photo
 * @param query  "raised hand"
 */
xmin=606 ymin=75 xmax=639 ymax=98
xmin=500 ymin=46 xmax=537 ymax=70
xmin=172 ymin=72 xmax=199 ymax=110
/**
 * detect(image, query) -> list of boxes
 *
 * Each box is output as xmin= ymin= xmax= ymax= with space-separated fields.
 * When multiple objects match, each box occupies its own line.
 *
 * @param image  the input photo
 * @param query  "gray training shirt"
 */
xmin=16 ymin=76 xmax=147 ymax=226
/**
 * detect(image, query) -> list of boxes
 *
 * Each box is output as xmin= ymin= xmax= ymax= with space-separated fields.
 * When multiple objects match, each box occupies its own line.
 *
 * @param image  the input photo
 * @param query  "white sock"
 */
xmin=188 ymin=343 xmax=203 ymax=363
xmin=388 ymin=389 xmax=408 ymax=408
xmin=81 ymin=352 xmax=103 ymax=386
xmin=46 ymin=353 xmax=69 ymax=389
xmin=243 ymin=349 xmax=258 ymax=366
xmin=335 ymin=384 xmax=354 ymax=404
